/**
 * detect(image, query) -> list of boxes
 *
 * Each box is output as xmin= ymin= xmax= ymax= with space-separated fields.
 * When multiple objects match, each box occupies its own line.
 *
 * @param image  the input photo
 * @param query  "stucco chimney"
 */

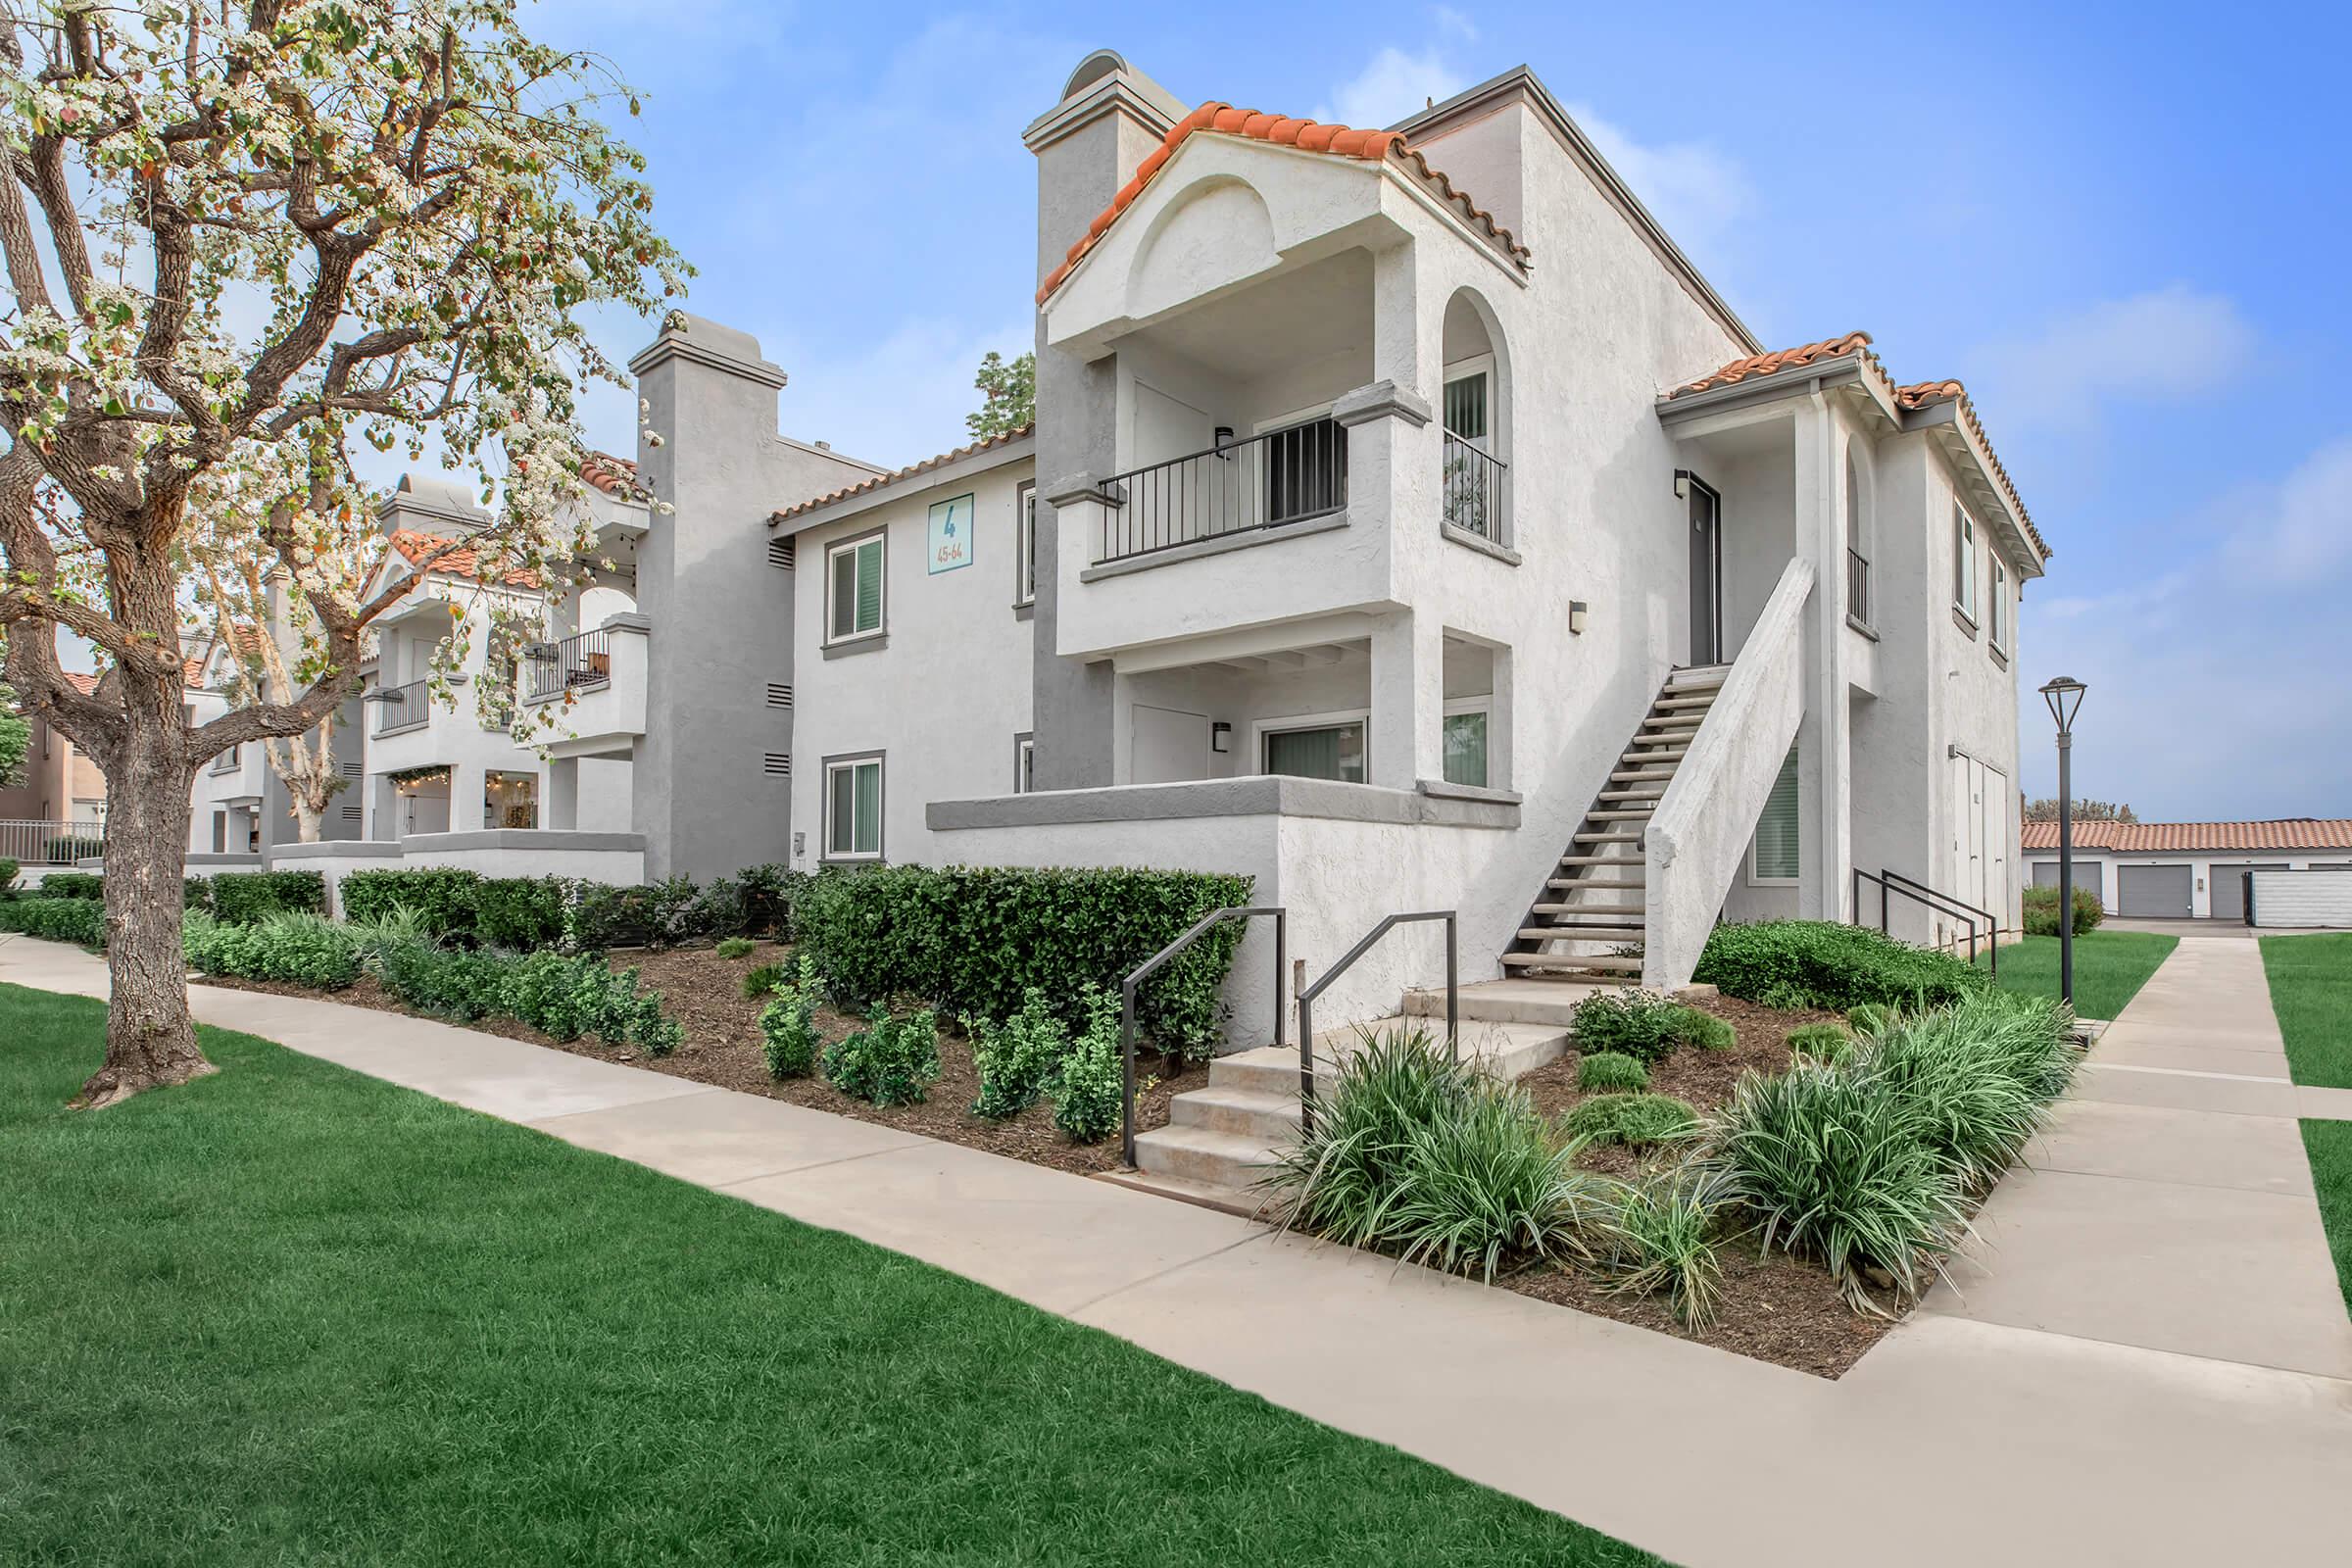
xmin=1022 ymin=51 xmax=1186 ymax=290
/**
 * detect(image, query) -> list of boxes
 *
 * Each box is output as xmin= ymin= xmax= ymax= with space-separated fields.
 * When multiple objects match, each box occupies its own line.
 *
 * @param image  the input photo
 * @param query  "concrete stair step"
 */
xmin=1572 ymin=831 xmax=1643 ymax=844
xmin=1133 ymin=1123 xmax=1285 ymax=1190
xmin=1621 ymin=747 xmax=1689 ymax=762
xmin=1552 ymin=857 xmax=1642 ymax=868
xmin=1093 ymin=1166 xmax=1263 ymax=1219
xmin=1530 ymin=902 xmax=1645 ymax=916
xmin=1521 ymin=924 xmax=1644 ymax=944
xmin=1210 ymin=1045 xmax=1339 ymax=1096
xmin=1668 ymin=664 xmax=1730 ymax=689
xmin=1171 ymin=1085 xmax=1302 ymax=1141
xmin=1597 ymin=787 xmax=1665 ymax=802
xmin=1502 ymin=952 xmax=1644 ymax=975
xmin=1609 ymin=769 xmax=1676 ymax=782
xmin=1550 ymin=873 xmax=1644 ymax=888
xmin=1405 ymin=979 xmax=1607 ymax=1028
xmin=1640 ymin=713 xmax=1703 ymax=729
xmin=1653 ymin=693 xmax=1718 ymax=710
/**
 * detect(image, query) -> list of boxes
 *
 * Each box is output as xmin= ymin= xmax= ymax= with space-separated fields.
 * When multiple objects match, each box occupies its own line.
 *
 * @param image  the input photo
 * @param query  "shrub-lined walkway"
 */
xmin=5 ymin=936 xmax=2350 ymax=1567
xmin=1978 ymin=929 xmax=2178 ymax=1020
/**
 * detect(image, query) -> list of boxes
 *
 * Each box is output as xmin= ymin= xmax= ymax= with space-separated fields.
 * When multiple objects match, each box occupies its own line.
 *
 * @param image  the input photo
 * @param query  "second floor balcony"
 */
xmin=519 ymin=616 xmax=649 ymax=760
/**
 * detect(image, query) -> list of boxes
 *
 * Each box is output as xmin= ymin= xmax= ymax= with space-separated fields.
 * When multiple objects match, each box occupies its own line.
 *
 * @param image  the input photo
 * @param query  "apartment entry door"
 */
xmin=1131 ymin=704 xmax=1211 ymax=785
xmin=1687 ymin=477 xmax=1722 ymax=666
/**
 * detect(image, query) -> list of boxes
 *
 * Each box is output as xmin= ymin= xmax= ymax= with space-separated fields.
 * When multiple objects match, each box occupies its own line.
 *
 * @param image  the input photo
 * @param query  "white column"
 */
xmin=1795 ymin=395 xmax=1851 ymax=919
xmin=1368 ymin=610 xmax=1446 ymax=791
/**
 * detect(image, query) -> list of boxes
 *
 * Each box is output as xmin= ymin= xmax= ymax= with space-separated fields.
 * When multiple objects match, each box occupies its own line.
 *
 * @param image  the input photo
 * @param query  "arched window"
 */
xmin=1440 ymin=288 xmax=1511 ymax=547
xmin=1844 ymin=444 xmax=1874 ymax=628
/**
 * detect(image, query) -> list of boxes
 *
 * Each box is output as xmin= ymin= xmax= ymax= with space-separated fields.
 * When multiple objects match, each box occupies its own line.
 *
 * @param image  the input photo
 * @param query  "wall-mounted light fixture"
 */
xmin=1672 ymin=468 xmax=1694 ymax=500
xmin=1568 ymin=600 xmax=1589 ymax=636
xmin=1210 ymin=721 xmax=1232 ymax=754
xmin=1213 ymin=426 xmax=1236 ymax=461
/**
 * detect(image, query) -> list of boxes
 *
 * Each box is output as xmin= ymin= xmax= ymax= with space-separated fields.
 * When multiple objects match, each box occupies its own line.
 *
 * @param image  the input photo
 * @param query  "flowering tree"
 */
xmin=0 ymin=1 xmax=684 ymax=1105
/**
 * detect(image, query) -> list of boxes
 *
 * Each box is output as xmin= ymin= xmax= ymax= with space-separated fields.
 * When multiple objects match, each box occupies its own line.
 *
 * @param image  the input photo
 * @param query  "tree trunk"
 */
xmin=292 ymin=795 xmax=322 ymax=843
xmin=76 ymin=736 xmax=210 ymax=1108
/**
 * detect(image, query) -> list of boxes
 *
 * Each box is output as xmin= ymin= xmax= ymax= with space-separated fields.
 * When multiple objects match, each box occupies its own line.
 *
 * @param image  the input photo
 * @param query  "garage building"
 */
xmin=2022 ymin=817 xmax=2352 ymax=921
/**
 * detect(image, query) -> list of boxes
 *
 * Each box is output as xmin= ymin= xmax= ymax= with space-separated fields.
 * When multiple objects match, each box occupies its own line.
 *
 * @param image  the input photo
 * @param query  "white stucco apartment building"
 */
xmin=611 ymin=52 xmax=2052 ymax=1028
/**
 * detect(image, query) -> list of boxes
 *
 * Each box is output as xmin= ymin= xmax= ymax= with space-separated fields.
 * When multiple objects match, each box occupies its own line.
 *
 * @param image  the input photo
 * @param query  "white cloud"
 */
xmin=775 ymin=315 xmax=1032 ymax=470
xmin=1564 ymin=103 xmax=1756 ymax=258
xmin=1316 ymin=47 xmax=1466 ymax=128
xmin=1432 ymin=6 xmax=1480 ymax=43
xmin=1977 ymin=284 xmax=2256 ymax=429
xmin=2018 ymin=434 xmax=2352 ymax=817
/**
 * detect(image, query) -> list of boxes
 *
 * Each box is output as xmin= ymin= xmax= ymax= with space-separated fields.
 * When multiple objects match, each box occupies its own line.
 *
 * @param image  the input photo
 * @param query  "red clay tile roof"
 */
xmin=62 ymin=670 xmax=100 ymax=696
xmin=1668 ymin=331 xmax=2048 ymax=564
xmin=1036 ymin=102 xmax=1529 ymax=306
xmin=581 ymin=451 xmax=638 ymax=497
xmin=384 ymin=528 xmax=543 ymax=590
xmin=2022 ymin=819 xmax=2352 ymax=853
xmin=770 ymin=423 xmax=1035 ymax=524
xmin=181 ymin=658 xmax=205 ymax=688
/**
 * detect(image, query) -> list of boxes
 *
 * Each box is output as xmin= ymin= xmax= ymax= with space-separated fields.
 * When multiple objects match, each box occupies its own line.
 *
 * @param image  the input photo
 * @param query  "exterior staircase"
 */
xmin=1499 ymin=663 xmax=1729 ymax=983
xmin=1113 ymin=978 xmax=1608 ymax=1212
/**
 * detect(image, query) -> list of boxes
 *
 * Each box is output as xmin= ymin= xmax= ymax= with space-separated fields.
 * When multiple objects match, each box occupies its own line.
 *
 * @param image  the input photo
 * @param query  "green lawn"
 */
xmin=1978 ymin=930 xmax=2179 ymax=1021
xmin=0 ymin=984 xmax=1656 ymax=1568
xmin=2302 ymin=1121 xmax=2352 ymax=1318
xmin=2260 ymin=934 xmax=2352 ymax=1089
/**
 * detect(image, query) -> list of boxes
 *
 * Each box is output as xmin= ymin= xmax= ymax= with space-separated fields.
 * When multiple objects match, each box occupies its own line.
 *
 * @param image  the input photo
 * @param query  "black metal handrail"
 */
xmin=1118 ymin=906 xmax=1287 ymax=1168
xmin=1296 ymin=910 xmax=1456 ymax=1133
xmin=1853 ymin=866 xmax=1997 ymax=976
xmin=1442 ymin=429 xmax=1506 ymax=540
xmin=1094 ymin=417 xmax=1348 ymax=565
xmin=370 ymin=677 xmax=429 ymax=736
xmin=525 ymin=628 xmax=612 ymax=702
xmin=1847 ymin=547 xmax=1872 ymax=627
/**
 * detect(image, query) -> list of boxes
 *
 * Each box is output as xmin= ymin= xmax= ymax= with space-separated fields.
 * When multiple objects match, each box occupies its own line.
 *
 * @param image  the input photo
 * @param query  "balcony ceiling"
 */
xmin=1127 ymin=250 xmax=1373 ymax=382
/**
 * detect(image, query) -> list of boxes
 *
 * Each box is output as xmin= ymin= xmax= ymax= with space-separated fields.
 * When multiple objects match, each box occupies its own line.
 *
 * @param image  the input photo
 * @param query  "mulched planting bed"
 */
xmin=206 ymin=943 xmax=1179 ymax=1178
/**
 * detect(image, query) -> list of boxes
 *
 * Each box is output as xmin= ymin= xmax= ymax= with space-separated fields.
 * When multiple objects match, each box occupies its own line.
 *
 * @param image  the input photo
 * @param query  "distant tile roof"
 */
xmin=1036 ymin=101 xmax=1528 ymax=305
xmin=62 ymin=670 xmax=99 ymax=696
xmin=384 ymin=528 xmax=542 ymax=589
xmin=770 ymin=424 xmax=1035 ymax=524
xmin=2022 ymin=819 xmax=2352 ymax=853
xmin=1667 ymin=330 xmax=2047 ymax=564
xmin=580 ymin=450 xmax=638 ymax=497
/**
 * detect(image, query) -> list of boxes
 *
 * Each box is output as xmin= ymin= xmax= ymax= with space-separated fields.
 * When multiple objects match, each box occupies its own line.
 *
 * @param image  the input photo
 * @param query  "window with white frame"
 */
xmin=1751 ymin=746 xmax=1800 ymax=883
xmin=826 ymin=532 xmax=885 ymax=643
xmin=1260 ymin=713 xmax=1366 ymax=783
xmin=1014 ymin=733 xmax=1035 ymax=793
xmin=1989 ymin=556 xmax=2008 ymax=652
xmin=824 ymin=755 xmax=883 ymax=859
xmin=1442 ymin=698 xmax=1490 ymax=789
xmin=1014 ymin=482 xmax=1037 ymax=608
xmin=1953 ymin=505 xmax=1979 ymax=621
xmin=1441 ymin=357 xmax=1497 ymax=539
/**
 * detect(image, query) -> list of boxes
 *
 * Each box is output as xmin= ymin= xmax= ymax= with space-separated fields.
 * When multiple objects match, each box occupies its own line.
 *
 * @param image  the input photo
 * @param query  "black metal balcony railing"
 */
xmin=524 ymin=628 xmax=612 ymax=702
xmin=1094 ymin=417 xmax=1348 ymax=565
xmin=371 ymin=677 xmax=429 ymax=737
xmin=1442 ymin=430 xmax=1506 ymax=540
xmin=1847 ymin=547 xmax=1872 ymax=628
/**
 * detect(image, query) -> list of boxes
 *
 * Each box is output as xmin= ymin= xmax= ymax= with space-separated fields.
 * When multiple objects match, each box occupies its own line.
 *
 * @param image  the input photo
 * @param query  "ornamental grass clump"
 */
xmin=1264 ymin=1028 xmax=1610 ymax=1280
xmin=1712 ymin=1060 xmax=1968 ymax=1310
xmin=1576 ymin=1051 xmax=1649 ymax=1093
xmin=1859 ymin=991 xmax=2075 ymax=1192
xmin=1594 ymin=1160 xmax=1737 ymax=1328
xmin=1785 ymin=1022 xmax=1853 ymax=1065
xmin=1561 ymin=1093 xmax=1700 ymax=1150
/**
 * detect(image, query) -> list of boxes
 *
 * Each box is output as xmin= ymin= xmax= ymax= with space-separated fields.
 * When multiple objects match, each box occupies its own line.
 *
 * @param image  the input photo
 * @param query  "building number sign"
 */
xmin=927 ymin=493 xmax=975 ymax=574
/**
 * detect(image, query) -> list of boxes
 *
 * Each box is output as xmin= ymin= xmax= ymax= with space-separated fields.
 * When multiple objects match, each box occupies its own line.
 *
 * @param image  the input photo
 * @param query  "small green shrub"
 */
xmin=1576 ymin=1051 xmax=1649 ymax=1093
xmin=1048 ymin=987 xmax=1123 ymax=1144
xmin=1595 ymin=1162 xmax=1735 ymax=1328
xmin=341 ymin=867 xmax=483 ymax=936
xmin=1570 ymin=990 xmax=1719 ymax=1064
xmin=471 ymin=876 xmax=568 ymax=950
xmin=1786 ymin=1022 xmax=1853 ymax=1065
xmin=736 ymin=862 xmax=806 ymax=938
xmin=0 ymin=896 xmax=108 ymax=945
xmin=182 ymin=874 xmax=213 ymax=914
xmin=209 ymin=869 xmax=326 ymax=925
xmin=182 ymin=909 xmax=360 ymax=990
xmin=824 ymin=1007 xmax=941 ymax=1106
xmin=1680 ymin=1009 xmax=1736 ymax=1051
xmin=1563 ymin=1093 xmax=1700 ymax=1149
xmin=713 ymin=936 xmax=758 ymax=959
xmin=1695 ymin=920 xmax=1988 ymax=1012
xmin=970 ymin=987 xmax=1071 ymax=1119
xmin=1714 ymin=1060 xmax=1967 ymax=1308
xmin=0 ymin=857 xmax=18 ymax=896
xmin=39 ymin=871 xmax=103 ymax=900
xmin=742 ymin=961 xmax=787 ymax=1000
xmin=2023 ymin=882 xmax=2103 ymax=937
xmin=758 ymin=956 xmax=825 ymax=1079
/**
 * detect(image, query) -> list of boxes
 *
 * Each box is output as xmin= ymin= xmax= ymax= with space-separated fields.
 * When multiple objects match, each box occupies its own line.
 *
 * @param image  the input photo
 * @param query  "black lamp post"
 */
xmin=2039 ymin=675 xmax=2088 ymax=1007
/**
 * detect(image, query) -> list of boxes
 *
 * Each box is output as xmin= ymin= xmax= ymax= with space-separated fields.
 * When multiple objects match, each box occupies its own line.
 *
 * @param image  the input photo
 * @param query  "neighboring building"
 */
xmin=625 ymin=51 xmax=2047 ymax=1029
xmin=0 ymin=671 xmax=108 ymax=864
xmin=2024 ymin=818 xmax=2352 ymax=921
xmin=185 ymin=624 xmax=365 ymax=859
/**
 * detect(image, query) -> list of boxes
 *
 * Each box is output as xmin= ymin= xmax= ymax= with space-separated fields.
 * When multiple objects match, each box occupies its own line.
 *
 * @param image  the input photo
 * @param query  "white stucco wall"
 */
xmin=2247 ymin=869 xmax=2352 ymax=928
xmin=788 ymin=459 xmax=1037 ymax=869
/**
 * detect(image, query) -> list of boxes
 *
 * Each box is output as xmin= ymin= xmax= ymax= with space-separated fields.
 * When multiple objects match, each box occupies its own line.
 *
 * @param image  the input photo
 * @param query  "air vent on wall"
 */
xmin=767 ymin=536 xmax=795 ymax=570
xmin=765 ymin=683 xmax=793 ymax=709
xmin=762 ymin=752 xmax=791 ymax=776
xmin=340 ymin=760 xmax=364 ymax=778
xmin=341 ymin=806 xmax=363 ymax=821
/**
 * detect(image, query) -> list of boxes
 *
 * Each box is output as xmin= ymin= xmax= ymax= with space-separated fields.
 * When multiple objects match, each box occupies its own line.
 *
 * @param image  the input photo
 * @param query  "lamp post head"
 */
xmin=2039 ymin=674 xmax=2087 ymax=737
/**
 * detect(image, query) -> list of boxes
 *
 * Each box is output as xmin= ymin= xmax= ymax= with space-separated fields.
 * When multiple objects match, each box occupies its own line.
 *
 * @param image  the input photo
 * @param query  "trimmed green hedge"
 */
xmin=1694 ymin=920 xmax=1988 ymax=1012
xmin=210 ymin=870 xmax=325 ymax=924
xmin=793 ymin=865 xmax=1254 ymax=1057
xmin=341 ymin=867 xmax=486 ymax=936
xmin=340 ymin=865 xmax=806 ymax=952
xmin=0 ymin=897 xmax=107 ymax=946
xmin=37 ymin=871 xmax=103 ymax=901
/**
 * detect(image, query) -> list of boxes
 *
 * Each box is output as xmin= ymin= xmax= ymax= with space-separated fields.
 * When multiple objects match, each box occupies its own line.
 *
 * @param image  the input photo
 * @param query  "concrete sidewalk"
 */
xmin=5 ymin=933 xmax=2348 ymax=1568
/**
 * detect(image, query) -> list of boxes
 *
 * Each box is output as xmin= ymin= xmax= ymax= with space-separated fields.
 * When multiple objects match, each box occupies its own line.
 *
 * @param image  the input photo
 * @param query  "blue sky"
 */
xmin=527 ymin=0 xmax=2349 ymax=820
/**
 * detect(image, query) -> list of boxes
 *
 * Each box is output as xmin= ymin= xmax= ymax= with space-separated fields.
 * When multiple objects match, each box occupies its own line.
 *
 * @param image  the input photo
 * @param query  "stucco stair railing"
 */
xmin=1642 ymin=556 xmax=1815 ymax=992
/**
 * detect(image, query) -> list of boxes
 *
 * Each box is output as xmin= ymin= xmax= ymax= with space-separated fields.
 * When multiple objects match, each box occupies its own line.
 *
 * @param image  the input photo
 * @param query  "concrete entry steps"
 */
xmin=1123 ymin=978 xmax=1611 ymax=1208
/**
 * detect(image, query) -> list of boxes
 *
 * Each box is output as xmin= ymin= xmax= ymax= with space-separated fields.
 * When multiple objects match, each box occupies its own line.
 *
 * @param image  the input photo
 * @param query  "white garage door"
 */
xmin=2118 ymin=863 xmax=2193 ymax=918
xmin=2209 ymin=863 xmax=2289 ymax=923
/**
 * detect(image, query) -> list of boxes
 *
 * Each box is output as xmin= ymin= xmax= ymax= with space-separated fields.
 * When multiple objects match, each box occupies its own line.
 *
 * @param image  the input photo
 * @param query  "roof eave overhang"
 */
xmin=1902 ymin=400 xmax=2047 ymax=579
xmin=1395 ymin=66 xmax=1759 ymax=356
xmin=769 ymin=433 xmax=1038 ymax=536
xmin=1654 ymin=355 xmax=1888 ymax=426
